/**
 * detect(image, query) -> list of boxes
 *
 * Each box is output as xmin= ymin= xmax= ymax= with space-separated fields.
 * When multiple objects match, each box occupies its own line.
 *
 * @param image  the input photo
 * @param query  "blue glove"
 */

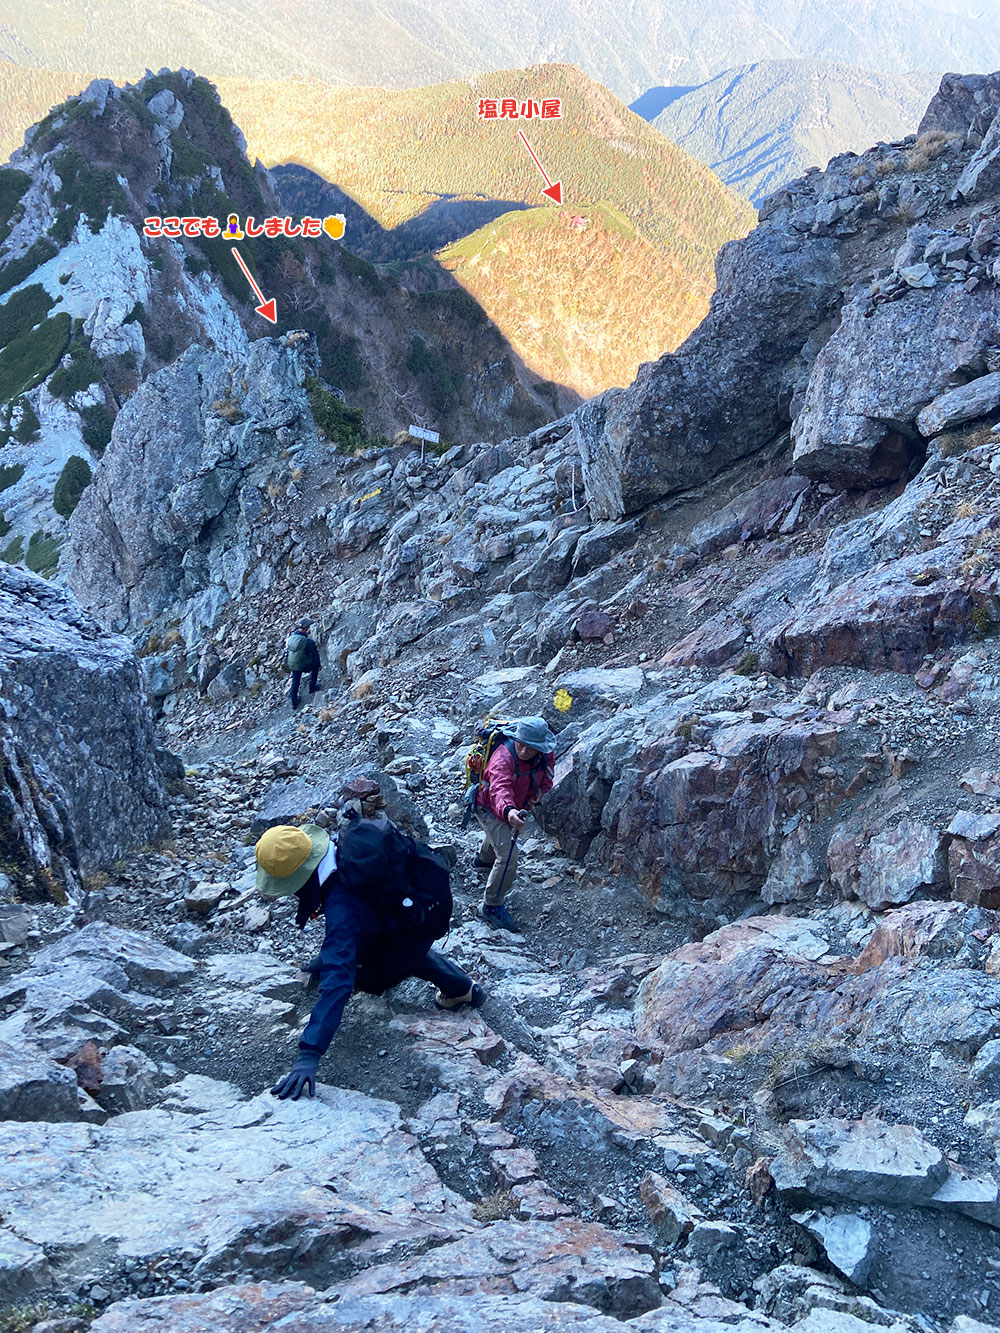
xmin=271 ymin=1052 xmax=319 ymax=1100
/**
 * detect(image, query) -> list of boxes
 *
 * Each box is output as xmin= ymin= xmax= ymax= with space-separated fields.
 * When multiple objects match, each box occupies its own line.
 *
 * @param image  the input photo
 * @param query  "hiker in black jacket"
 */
xmin=285 ymin=616 xmax=321 ymax=709
xmin=256 ymin=822 xmax=486 ymax=1100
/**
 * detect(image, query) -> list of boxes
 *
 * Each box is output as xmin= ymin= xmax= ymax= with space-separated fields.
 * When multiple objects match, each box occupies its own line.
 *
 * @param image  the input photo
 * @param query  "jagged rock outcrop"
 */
xmin=576 ymin=70 xmax=1000 ymax=517
xmin=0 ymin=565 xmax=170 ymax=894
xmin=791 ymin=281 xmax=1000 ymax=484
xmin=65 ymin=334 xmax=321 ymax=634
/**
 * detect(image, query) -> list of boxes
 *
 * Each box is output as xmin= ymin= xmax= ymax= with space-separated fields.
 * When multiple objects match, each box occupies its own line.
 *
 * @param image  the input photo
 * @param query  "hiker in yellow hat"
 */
xmin=256 ymin=818 xmax=486 ymax=1100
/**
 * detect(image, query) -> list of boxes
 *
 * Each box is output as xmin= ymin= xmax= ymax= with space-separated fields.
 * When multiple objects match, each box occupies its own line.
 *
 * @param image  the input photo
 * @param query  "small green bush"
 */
xmin=306 ymin=374 xmax=370 ymax=454
xmin=80 ymin=401 xmax=115 ymax=454
xmin=318 ymin=329 xmax=364 ymax=390
xmin=123 ymin=301 xmax=144 ymax=324
xmin=0 ymin=167 xmax=29 ymax=242
xmin=49 ymin=209 xmax=75 ymax=245
xmin=0 ymin=238 xmax=58 ymax=298
xmin=169 ymin=133 xmax=209 ymax=179
xmin=183 ymin=252 xmax=209 ymax=276
xmin=53 ymin=454 xmax=92 ymax=517
xmin=24 ymin=529 xmax=59 ymax=577
xmin=734 ymin=650 xmax=761 ymax=676
xmin=58 ymin=272 xmax=71 ymax=285
xmin=48 ymin=326 xmax=101 ymax=399
xmin=339 ymin=247 xmax=385 ymax=296
xmin=53 ymin=149 xmax=127 ymax=233
xmin=0 ymin=312 xmax=70 ymax=401
xmin=0 ymin=534 xmax=23 ymax=563
xmin=0 ymin=510 xmax=9 ymax=538
xmin=0 ymin=464 xmax=22 ymax=493
xmin=415 ymin=286 xmax=487 ymax=325
xmin=0 ymin=283 xmax=54 ymax=350
xmin=12 ymin=399 xmax=39 ymax=443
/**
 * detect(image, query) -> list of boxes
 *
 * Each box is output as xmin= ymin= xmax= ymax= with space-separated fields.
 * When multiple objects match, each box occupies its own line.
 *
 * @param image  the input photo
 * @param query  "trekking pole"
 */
xmin=497 ymin=810 xmax=526 ymax=894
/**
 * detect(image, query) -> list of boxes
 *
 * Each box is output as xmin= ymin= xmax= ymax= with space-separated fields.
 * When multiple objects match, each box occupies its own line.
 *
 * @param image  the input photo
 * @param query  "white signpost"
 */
xmin=408 ymin=424 xmax=440 ymax=461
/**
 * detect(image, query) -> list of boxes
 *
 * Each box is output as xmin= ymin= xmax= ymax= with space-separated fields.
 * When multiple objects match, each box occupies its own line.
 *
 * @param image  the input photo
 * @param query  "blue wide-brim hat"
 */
xmin=512 ymin=716 xmax=556 ymax=751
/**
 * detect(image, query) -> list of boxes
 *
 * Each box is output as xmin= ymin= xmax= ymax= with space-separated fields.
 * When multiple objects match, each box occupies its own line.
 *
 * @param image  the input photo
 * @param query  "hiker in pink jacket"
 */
xmin=474 ymin=716 xmax=555 ymax=932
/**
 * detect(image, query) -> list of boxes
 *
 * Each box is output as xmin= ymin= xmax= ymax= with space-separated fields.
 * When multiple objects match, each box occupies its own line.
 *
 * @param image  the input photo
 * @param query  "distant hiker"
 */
xmin=257 ymin=818 xmax=485 ymax=1101
xmin=197 ymin=642 xmax=221 ymax=696
xmin=469 ymin=716 xmax=555 ymax=932
xmin=285 ymin=616 xmax=320 ymax=709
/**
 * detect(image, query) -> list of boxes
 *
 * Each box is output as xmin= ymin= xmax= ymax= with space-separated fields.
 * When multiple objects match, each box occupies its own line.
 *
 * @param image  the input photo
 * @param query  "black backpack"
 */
xmin=335 ymin=815 xmax=453 ymax=943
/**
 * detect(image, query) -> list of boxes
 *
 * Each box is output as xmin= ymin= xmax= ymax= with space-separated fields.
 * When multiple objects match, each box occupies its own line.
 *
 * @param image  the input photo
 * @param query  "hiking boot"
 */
xmin=435 ymin=982 xmax=487 ymax=1010
xmin=480 ymin=903 xmax=519 ymax=933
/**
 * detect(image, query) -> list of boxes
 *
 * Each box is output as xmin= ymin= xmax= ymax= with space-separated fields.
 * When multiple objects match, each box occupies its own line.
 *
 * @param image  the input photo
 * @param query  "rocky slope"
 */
xmin=0 ymin=69 xmax=551 ymax=575
xmin=8 ymin=66 xmax=1000 ymax=1333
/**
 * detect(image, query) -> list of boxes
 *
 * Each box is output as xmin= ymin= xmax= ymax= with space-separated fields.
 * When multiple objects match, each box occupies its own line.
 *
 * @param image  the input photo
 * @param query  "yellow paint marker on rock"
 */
xmin=554 ymin=689 xmax=573 ymax=712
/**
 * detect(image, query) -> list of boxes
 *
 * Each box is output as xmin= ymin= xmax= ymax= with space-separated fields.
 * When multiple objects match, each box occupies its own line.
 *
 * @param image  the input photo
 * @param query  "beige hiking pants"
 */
xmin=476 ymin=810 xmax=519 ymax=906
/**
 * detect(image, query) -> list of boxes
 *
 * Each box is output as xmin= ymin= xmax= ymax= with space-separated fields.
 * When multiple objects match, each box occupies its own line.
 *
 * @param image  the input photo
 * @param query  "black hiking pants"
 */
xmin=290 ymin=667 xmax=318 ymax=706
xmin=409 ymin=948 xmax=473 ymax=999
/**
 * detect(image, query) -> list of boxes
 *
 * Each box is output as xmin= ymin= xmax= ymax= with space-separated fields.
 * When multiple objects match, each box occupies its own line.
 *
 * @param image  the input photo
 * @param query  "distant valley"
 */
xmin=648 ymin=60 xmax=942 ymax=203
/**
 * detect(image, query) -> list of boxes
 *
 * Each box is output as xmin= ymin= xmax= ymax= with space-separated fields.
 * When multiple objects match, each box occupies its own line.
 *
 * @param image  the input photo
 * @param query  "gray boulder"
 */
xmin=792 ymin=1210 xmax=875 ymax=1287
xmin=919 ymin=72 xmax=1000 ymax=142
xmin=771 ymin=1117 xmax=949 ymax=1206
xmin=576 ymin=227 xmax=842 ymax=519
xmin=791 ymin=282 xmax=1000 ymax=484
xmin=0 ymin=566 xmax=170 ymax=891
xmin=0 ymin=1040 xmax=82 ymax=1122
xmin=917 ymin=372 xmax=1000 ymax=437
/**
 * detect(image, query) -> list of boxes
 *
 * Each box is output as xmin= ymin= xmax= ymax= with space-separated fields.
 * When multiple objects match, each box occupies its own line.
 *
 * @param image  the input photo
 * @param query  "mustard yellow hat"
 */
xmin=255 ymin=823 xmax=329 ymax=897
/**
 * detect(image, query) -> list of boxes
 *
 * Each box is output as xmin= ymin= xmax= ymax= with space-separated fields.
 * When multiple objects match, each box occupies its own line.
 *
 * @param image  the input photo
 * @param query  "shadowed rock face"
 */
xmin=0 ymin=565 xmax=170 ymax=892
xmin=64 ymin=335 xmax=320 ymax=635
xmin=576 ymin=228 xmax=842 ymax=519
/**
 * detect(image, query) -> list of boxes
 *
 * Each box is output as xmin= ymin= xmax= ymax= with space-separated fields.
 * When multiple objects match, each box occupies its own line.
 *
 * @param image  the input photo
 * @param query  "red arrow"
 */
xmin=230 ymin=247 xmax=277 ymax=323
xmin=517 ymin=129 xmax=563 ymax=204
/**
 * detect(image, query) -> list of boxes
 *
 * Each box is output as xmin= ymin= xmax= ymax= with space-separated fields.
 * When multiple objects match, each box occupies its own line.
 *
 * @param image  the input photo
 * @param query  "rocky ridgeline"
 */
xmin=0 ymin=67 xmax=549 ymax=578
xmin=8 ymin=69 xmax=1000 ymax=1333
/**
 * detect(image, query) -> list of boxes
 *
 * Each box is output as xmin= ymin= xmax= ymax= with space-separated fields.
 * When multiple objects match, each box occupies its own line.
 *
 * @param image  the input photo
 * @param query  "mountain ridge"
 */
xmin=652 ymin=59 xmax=943 ymax=203
xmin=1 ymin=0 xmax=999 ymax=101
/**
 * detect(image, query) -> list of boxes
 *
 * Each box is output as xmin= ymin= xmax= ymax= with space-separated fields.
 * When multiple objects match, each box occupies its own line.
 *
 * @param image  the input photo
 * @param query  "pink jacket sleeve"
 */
xmin=484 ymin=744 xmax=518 ymax=820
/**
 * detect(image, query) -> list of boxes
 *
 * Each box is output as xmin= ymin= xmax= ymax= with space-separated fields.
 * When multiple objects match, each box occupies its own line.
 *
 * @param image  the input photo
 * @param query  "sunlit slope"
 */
xmin=212 ymin=64 xmax=754 ymax=278
xmin=438 ymin=202 xmax=709 ymax=397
